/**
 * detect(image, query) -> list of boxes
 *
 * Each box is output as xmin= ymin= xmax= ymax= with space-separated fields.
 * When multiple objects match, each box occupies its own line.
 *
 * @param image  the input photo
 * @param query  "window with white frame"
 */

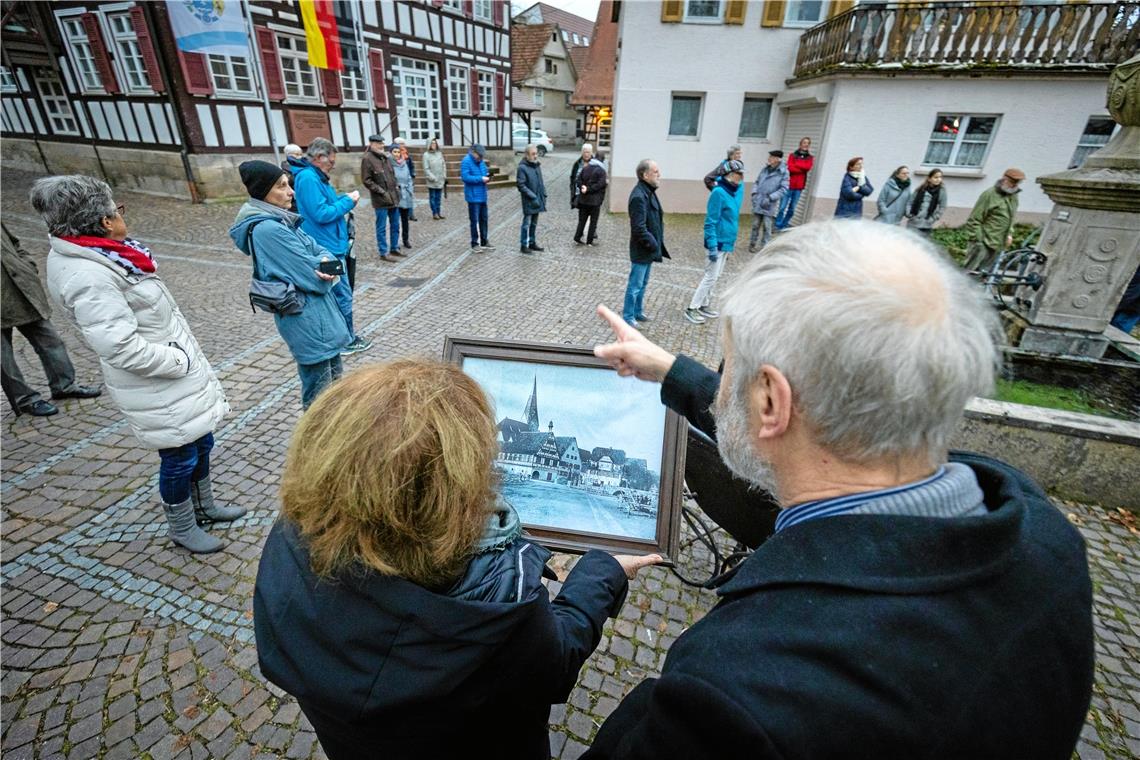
xmin=448 ymin=63 xmax=469 ymax=113
xmin=473 ymin=0 xmax=493 ymax=22
xmin=0 ymin=65 xmax=17 ymax=93
xmin=441 ymin=0 xmax=462 ymax=11
xmin=59 ymin=16 xmax=102 ymax=92
xmin=533 ymin=87 xmax=543 ymax=106
xmin=785 ymin=1 xmax=826 ymax=27
xmin=1069 ymin=116 xmax=1115 ymax=168
xmin=105 ymin=12 xmax=151 ymax=92
xmin=208 ymin=55 xmax=256 ymax=97
xmin=276 ymin=34 xmax=320 ymax=102
xmin=668 ymin=94 xmax=702 ymax=138
xmin=923 ymin=114 xmax=999 ymax=168
xmin=34 ymin=71 xmax=79 ymax=135
xmin=738 ymin=96 xmax=773 ymax=139
xmin=477 ymin=69 xmax=494 ymax=114
xmin=341 ymin=65 xmax=367 ymax=103
xmin=684 ymin=1 xmax=725 ymax=22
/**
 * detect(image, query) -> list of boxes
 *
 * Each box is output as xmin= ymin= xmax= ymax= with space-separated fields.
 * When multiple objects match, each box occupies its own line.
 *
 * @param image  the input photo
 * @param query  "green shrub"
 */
xmin=932 ymin=223 xmax=1039 ymax=267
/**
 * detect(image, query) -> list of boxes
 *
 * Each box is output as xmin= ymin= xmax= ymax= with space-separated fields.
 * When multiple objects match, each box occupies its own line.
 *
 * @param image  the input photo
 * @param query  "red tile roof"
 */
xmin=514 ymin=2 xmax=595 ymax=42
xmin=511 ymin=23 xmax=557 ymax=82
xmin=567 ymin=45 xmax=589 ymax=77
xmin=570 ymin=1 xmax=617 ymax=107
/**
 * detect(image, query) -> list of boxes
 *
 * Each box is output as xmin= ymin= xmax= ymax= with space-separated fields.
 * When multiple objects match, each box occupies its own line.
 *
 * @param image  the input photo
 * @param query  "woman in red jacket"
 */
xmin=775 ymin=137 xmax=814 ymax=230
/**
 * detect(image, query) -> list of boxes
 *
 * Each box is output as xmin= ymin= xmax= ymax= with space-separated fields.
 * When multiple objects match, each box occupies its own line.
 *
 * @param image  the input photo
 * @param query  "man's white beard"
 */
xmin=713 ymin=389 xmax=780 ymax=499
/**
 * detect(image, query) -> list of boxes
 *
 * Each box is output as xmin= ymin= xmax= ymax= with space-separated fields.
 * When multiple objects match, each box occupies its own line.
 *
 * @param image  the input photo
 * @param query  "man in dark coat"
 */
xmin=621 ymin=159 xmax=669 ymax=328
xmin=1 ymin=225 xmax=100 ymax=416
xmin=587 ymin=219 xmax=1094 ymax=760
xmin=360 ymin=135 xmax=402 ymax=262
xmin=516 ymin=144 xmax=547 ymax=254
xmin=574 ymin=152 xmax=607 ymax=246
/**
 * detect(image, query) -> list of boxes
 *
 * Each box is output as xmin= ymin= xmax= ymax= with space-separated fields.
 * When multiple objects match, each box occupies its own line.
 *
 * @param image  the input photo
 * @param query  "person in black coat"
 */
xmin=574 ymin=153 xmax=608 ymax=246
xmin=587 ymin=220 xmax=1094 ymax=760
xmin=254 ymin=360 xmax=661 ymax=760
xmin=516 ymin=144 xmax=547 ymax=254
xmin=622 ymin=159 xmax=669 ymax=328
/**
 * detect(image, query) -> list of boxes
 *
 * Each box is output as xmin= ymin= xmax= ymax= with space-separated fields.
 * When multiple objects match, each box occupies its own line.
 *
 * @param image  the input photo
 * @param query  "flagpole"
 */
xmin=241 ymin=0 xmax=280 ymax=164
xmin=350 ymin=0 xmax=376 ymax=140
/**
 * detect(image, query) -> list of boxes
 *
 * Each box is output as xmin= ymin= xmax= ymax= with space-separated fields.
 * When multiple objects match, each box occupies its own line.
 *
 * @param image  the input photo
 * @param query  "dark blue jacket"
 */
xmin=255 ymin=520 xmax=628 ymax=760
xmin=460 ymin=152 xmax=489 ymax=203
xmin=516 ymin=159 xmax=547 ymax=215
xmin=834 ymin=172 xmax=875 ymax=218
xmin=290 ymin=160 xmax=356 ymax=255
xmin=586 ymin=357 xmax=1095 ymax=760
xmin=628 ymin=180 xmax=669 ymax=265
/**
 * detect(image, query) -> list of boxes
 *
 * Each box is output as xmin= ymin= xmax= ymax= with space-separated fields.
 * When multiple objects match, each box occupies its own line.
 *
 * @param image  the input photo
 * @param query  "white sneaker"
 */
xmin=684 ymin=308 xmax=707 ymax=325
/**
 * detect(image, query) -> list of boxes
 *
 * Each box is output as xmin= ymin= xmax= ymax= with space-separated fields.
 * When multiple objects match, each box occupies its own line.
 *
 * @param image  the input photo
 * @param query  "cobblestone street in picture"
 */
xmin=2 ymin=153 xmax=1138 ymax=760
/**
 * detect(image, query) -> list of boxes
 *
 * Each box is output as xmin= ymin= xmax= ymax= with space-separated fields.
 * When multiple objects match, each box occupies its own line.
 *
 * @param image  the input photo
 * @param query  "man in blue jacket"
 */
xmin=586 ymin=220 xmax=1094 ymax=760
xmin=685 ymin=160 xmax=744 ymax=325
xmin=460 ymin=144 xmax=495 ymax=254
xmin=291 ymin=137 xmax=371 ymax=355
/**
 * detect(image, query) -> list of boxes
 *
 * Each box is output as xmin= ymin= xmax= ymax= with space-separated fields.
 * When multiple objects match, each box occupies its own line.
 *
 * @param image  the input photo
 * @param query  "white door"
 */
xmin=392 ymin=56 xmax=442 ymax=145
xmin=781 ymin=104 xmax=828 ymax=225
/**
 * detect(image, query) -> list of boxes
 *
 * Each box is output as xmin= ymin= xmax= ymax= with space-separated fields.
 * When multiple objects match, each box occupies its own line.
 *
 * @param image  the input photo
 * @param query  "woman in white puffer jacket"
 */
xmin=30 ymin=175 xmax=242 ymax=554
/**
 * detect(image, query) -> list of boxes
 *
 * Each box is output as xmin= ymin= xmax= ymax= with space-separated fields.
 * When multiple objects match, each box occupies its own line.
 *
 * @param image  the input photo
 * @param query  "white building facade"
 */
xmin=607 ymin=0 xmax=1133 ymax=223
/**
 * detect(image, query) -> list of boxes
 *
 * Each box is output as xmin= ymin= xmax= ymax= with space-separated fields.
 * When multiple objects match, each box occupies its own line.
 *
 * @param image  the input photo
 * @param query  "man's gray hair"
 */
xmin=306 ymin=137 xmax=336 ymax=159
xmin=722 ymin=220 xmax=1002 ymax=465
xmin=726 ymin=144 xmax=742 ymax=159
xmin=635 ymin=159 xmax=655 ymax=180
xmin=29 ymin=175 xmax=116 ymax=237
xmin=581 ymin=143 xmax=593 ymax=155
xmin=284 ymin=143 xmax=303 ymax=157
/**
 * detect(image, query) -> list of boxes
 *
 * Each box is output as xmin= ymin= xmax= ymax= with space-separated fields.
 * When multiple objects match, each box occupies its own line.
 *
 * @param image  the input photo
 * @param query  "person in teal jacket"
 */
xmin=685 ymin=160 xmax=745 ymax=325
xmin=232 ymin=161 xmax=352 ymax=409
xmin=289 ymin=138 xmax=370 ymax=355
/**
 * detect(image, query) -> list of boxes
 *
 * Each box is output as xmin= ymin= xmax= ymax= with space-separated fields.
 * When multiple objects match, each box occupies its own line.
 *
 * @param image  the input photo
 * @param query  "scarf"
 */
xmin=909 ymin=183 xmax=943 ymax=219
xmin=893 ymin=176 xmax=911 ymax=190
xmin=59 ymin=235 xmax=156 ymax=275
xmin=474 ymin=496 xmax=523 ymax=553
xmin=794 ymin=149 xmax=811 ymax=159
xmin=717 ymin=176 xmax=740 ymax=193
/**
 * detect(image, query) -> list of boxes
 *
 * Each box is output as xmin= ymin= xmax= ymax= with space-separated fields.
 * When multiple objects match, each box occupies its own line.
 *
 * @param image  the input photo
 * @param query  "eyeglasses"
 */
xmin=115 ymin=203 xmax=125 ymax=215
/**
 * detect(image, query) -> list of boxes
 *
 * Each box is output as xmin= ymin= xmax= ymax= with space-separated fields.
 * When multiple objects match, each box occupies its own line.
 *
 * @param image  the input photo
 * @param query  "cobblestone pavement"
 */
xmin=1 ymin=157 xmax=1137 ymax=760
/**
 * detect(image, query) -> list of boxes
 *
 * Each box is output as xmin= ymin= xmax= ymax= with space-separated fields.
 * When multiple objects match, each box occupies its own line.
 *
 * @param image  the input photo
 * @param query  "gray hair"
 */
xmin=726 ymin=144 xmax=742 ymax=159
xmin=284 ymin=143 xmax=303 ymax=157
xmin=581 ymin=143 xmax=593 ymax=155
xmin=306 ymin=137 xmax=336 ymax=159
xmin=635 ymin=158 xmax=655 ymax=180
xmin=29 ymin=175 xmax=116 ymax=237
xmin=721 ymin=220 xmax=1002 ymax=465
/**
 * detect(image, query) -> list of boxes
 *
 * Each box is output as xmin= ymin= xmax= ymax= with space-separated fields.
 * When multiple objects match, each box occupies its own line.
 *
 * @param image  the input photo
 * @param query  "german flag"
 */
xmin=299 ymin=0 xmax=350 ymax=70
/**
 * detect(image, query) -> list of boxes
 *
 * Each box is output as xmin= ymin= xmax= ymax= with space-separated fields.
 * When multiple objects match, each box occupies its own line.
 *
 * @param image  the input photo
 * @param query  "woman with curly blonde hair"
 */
xmin=254 ymin=360 xmax=659 ymax=759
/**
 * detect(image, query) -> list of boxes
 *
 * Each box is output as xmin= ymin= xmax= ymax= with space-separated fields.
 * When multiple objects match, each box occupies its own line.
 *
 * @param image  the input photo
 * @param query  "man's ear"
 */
xmin=749 ymin=365 xmax=793 ymax=440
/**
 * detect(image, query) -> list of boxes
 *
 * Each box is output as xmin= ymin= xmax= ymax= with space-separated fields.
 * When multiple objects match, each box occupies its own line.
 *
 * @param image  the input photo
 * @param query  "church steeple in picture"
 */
xmin=524 ymin=375 xmax=540 ymax=432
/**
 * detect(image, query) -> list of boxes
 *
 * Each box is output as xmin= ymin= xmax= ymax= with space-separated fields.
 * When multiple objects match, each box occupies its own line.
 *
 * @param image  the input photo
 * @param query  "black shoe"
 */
xmin=635 ymin=314 xmax=652 ymax=323
xmin=481 ymin=243 xmax=496 ymax=252
xmin=52 ymin=384 xmax=102 ymax=400
xmin=528 ymin=245 xmax=545 ymax=252
xmin=574 ymin=238 xmax=584 ymax=245
xmin=380 ymin=254 xmax=396 ymax=263
xmin=438 ymin=215 xmax=446 ymax=220
xmin=18 ymin=399 xmax=58 ymax=417
xmin=520 ymin=246 xmax=534 ymax=254
xmin=403 ymin=242 xmax=412 ymax=250
xmin=409 ymin=214 xmax=418 ymax=221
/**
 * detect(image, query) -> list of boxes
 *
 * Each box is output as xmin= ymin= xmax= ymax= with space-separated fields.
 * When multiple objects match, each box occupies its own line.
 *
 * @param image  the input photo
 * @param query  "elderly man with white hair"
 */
xmin=584 ymin=220 xmax=1094 ymax=760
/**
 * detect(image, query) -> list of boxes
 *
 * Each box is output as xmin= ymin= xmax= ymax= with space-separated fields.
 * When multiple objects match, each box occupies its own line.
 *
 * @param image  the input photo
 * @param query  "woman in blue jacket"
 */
xmin=685 ymin=160 xmax=745 ymax=325
xmin=254 ymin=360 xmax=660 ymax=759
xmin=835 ymin=156 xmax=875 ymax=218
xmin=230 ymin=161 xmax=352 ymax=409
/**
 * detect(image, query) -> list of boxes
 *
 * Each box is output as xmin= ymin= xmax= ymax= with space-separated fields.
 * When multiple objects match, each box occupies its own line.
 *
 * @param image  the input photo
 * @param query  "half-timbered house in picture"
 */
xmin=0 ymin=1 xmax=514 ymax=200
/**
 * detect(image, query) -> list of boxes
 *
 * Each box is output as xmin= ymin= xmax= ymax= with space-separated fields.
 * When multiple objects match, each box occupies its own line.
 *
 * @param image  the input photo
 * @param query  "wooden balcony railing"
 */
xmin=793 ymin=2 xmax=1140 ymax=80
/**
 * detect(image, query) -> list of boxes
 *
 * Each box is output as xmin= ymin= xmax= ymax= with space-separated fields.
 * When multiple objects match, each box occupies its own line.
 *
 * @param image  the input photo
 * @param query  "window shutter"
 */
xmin=470 ymin=68 xmax=481 ymax=116
xmin=369 ymin=48 xmax=389 ymax=108
xmin=828 ymin=1 xmax=855 ymax=18
xmin=432 ymin=0 xmax=444 ymax=6
xmin=81 ymin=13 xmax=120 ymax=93
xmin=128 ymin=6 xmax=165 ymax=92
xmin=177 ymin=50 xmax=214 ymax=95
xmin=495 ymin=71 xmax=506 ymax=117
xmin=661 ymin=1 xmax=683 ymax=23
xmin=321 ymin=68 xmax=342 ymax=105
xmin=463 ymin=1 xmax=474 ymax=18
xmin=255 ymin=26 xmax=286 ymax=101
xmin=725 ymin=1 xmax=747 ymax=24
xmin=761 ymin=1 xmax=786 ymax=27
xmin=493 ymin=0 xmax=504 ymax=26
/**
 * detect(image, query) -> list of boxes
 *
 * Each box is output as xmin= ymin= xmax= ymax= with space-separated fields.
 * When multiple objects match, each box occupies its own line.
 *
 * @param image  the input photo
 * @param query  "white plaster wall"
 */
xmin=807 ymin=76 xmax=1110 ymax=222
xmin=610 ymin=0 xmax=804 ymax=210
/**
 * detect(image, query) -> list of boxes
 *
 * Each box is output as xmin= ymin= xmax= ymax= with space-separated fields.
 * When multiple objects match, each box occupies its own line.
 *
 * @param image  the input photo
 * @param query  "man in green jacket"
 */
xmin=963 ymin=167 xmax=1025 ymax=273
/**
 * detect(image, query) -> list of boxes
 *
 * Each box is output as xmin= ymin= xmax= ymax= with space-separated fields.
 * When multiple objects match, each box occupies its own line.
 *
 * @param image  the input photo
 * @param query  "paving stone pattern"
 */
xmin=1 ymin=155 xmax=1137 ymax=759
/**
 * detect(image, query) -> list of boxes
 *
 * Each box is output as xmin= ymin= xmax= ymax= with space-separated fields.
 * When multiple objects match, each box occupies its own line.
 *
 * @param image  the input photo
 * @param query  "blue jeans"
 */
xmin=775 ymin=188 xmax=803 ymax=229
xmin=298 ymin=355 xmax=343 ymax=410
xmin=158 ymin=432 xmax=213 ymax=504
xmin=467 ymin=202 xmax=488 ymax=247
xmin=521 ymin=213 xmax=539 ymax=248
xmin=622 ymin=262 xmax=652 ymax=325
xmin=428 ymin=188 xmax=443 ymax=216
xmin=330 ymin=254 xmax=354 ymax=338
xmin=375 ymin=207 xmax=399 ymax=255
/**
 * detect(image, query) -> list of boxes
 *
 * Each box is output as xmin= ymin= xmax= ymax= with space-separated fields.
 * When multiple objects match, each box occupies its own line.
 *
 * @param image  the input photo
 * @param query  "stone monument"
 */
xmin=1019 ymin=53 xmax=1140 ymax=358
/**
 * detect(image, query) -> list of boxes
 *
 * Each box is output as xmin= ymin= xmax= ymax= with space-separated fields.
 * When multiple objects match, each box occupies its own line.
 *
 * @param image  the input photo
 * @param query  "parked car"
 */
xmin=512 ymin=127 xmax=554 ymax=156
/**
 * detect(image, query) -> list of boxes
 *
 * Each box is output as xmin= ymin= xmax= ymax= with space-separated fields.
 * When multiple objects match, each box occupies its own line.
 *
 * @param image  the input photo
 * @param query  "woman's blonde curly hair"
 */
xmin=281 ymin=360 xmax=497 ymax=588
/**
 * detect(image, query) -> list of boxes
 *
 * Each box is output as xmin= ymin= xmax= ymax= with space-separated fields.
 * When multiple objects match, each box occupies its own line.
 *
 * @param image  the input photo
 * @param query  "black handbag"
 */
xmin=246 ymin=221 xmax=305 ymax=316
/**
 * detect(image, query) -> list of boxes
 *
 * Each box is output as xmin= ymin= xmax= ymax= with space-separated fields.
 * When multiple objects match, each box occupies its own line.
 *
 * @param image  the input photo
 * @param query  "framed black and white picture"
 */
xmin=444 ymin=337 xmax=685 ymax=560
